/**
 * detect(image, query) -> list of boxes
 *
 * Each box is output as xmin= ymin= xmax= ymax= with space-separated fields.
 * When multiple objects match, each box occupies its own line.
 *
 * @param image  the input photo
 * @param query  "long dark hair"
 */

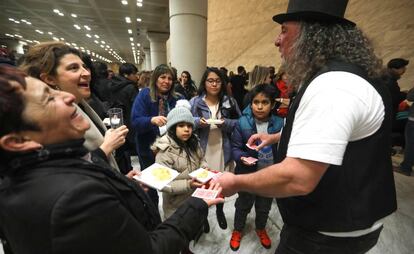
xmin=167 ymin=123 xmax=202 ymax=166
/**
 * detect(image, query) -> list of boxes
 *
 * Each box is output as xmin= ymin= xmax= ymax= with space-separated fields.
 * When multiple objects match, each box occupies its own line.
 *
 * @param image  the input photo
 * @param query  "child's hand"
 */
xmin=190 ymin=179 xmax=204 ymax=189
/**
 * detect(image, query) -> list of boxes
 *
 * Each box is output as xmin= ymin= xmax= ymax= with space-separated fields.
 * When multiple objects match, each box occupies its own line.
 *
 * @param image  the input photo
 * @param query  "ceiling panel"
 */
xmin=0 ymin=0 xmax=170 ymax=64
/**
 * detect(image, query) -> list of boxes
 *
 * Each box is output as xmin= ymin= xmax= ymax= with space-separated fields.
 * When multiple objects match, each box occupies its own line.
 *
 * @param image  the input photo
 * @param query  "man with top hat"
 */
xmin=213 ymin=0 xmax=397 ymax=253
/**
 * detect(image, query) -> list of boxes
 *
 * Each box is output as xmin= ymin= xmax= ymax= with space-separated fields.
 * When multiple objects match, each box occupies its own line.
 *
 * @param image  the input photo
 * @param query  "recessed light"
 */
xmin=35 ymin=30 xmax=44 ymax=34
xmin=121 ymin=0 xmax=128 ymax=5
xmin=84 ymin=25 xmax=91 ymax=31
xmin=73 ymin=24 xmax=81 ymax=30
xmin=86 ymin=34 xmax=92 ymax=38
xmin=137 ymin=18 xmax=142 ymax=22
xmin=129 ymin=37 xmax=133 ymax=41
xmin=94 ymin=40 xmax=99 ymax=44
xmin=71 ymin=13 xmax=77 ymax=18
xmin=58 ymin=13 xmax=64 ymax=16
xmin=137 ymin=2 xmax=143 ymax=7
xmin=53 ymin=9 xmax=60 ymax=13
xmin=128 ymin=29 xmax=132 ymax=34
xmin=48 ymin=32 xmax=53 ymax=35
xmin=94 ymin=34 xmax=99 ymax=38
xmin=125 ymin=17 xmax=131 ymax=23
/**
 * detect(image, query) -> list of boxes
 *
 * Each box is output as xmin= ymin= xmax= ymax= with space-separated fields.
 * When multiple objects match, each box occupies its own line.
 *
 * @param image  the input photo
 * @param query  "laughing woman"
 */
xmin=19 ymin=42 xmax=127 ymax=170
xmin=0 ymin=66 xmax=224 ymax=254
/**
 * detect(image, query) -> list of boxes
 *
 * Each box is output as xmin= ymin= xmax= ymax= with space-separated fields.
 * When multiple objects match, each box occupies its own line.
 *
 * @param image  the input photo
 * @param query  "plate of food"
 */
xmin=133 ymin=163 xmax=179 ymax=190
xmin=205 ymin=118 xmax=224 ymax=125
xmin=189 ymin=168 xmax=217 ymax=184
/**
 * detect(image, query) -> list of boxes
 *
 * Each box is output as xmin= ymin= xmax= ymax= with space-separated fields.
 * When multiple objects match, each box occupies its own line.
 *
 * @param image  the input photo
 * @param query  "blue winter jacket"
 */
xmin=131 ymin=87 xmax=178 ymax=158
xmin=190 ymin=94 xmax=241 ymax=166
xmin=231 ymin=106 xmax=284 ymax=174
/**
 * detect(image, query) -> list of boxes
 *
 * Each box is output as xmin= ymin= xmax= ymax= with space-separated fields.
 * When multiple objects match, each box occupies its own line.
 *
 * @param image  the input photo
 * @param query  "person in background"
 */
xmin=131 ymin=64 xmax=180 ymax=207
xmin=190 ymin=67 xmax=241 ymax=231
xmin=109 ymin=63 xmax=140 ymax=173
xmin=229 ymin=66 xmax=248 ymax=109
xmin=230 ymin=84 xmax=283 ymax=251
xmin=242 ymin=65 xmax=273 ymax=109
xmin=19 ymin=41 xmax=126 ymax=171
xmin=82 ymin=55 xmax=108 ymax=120
xmin=394 ymin=85 xmax=414 ymax=176
xmin=213 ymin=0 xmax=397 ymax=253
xmin=107 ymin=69 xmax=115 ymax=79
xmin=138 ymin=70 xmax=151 ymax=90
xmin=92 ymin=61 xmax=112 ymax=104
xmin=0 ymin=65 xmax=224 ymax=254
xmin=274 ymin=68 xmax=293 ymax=118
xmin=385 ymin=58 xmax=410 ymax=149
xmin=174 ymin=70 xmax=197 ymax=100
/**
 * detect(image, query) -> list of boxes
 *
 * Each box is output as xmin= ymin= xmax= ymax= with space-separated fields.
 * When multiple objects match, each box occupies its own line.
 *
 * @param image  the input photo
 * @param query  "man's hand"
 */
xmin=210 ymin=172 xmax=238 ymax=197
xmin=201 ymin=182 xmax=225 ymax=206
xmin=247 ymin=133 xmax=280 ymax=151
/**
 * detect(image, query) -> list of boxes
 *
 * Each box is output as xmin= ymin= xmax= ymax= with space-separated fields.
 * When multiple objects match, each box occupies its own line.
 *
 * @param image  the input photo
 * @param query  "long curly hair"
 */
xmin=285 ymin=22 xmax=383 ymax=87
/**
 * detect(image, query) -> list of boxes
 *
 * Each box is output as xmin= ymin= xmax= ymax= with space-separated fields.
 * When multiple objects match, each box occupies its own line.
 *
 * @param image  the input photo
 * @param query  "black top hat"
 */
xmin=273 ymin=0 xmax=355 ymax=26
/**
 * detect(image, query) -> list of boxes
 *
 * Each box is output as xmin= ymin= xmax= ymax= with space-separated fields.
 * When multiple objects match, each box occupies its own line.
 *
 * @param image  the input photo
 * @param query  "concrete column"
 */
xmin=169 ymin=0 xmax=207 ymax=86
xmin=146 ymin=32 xmax=169 ymax=70
xmin=143 ymin=47 xmax=151 ymax=71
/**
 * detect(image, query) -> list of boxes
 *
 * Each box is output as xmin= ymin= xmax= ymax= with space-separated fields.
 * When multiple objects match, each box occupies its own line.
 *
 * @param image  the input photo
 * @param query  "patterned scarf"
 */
xmin=158 ymin=94 xmax=169 ymax=117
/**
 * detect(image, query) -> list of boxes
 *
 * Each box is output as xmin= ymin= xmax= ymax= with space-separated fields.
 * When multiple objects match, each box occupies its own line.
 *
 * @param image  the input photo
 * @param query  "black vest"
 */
xmin=276 ymin=60 xmax=397 ymax=232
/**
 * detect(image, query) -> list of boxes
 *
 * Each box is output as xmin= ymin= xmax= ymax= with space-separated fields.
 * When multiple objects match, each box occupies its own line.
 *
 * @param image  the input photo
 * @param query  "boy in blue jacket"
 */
xmin=230 ymin=84 xmax=283 ymax=251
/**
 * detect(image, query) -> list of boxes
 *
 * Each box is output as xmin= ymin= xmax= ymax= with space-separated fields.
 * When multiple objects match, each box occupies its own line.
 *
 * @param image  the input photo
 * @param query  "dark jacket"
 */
xmin=94 ymin=77 xmax=112 ymax=103
xmin=231 ymin=106 xmax=283 ymax=174
xmin=174 ymin=82 xmax=197 ymax=100
xmin=131 ymin=88 xmax=178 ymax=159
xmin=0 ymin=140 xmax=208 ymax=254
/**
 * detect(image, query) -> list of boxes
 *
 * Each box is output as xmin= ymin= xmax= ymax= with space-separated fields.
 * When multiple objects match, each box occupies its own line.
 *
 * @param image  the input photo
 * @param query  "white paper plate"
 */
xmin=205 ymin=119 xmax=224 ymax=125
xmin=189 ymin=168 xmax=216 ymax=184
xmin=133 ymin=163 xmax=179 ymax=190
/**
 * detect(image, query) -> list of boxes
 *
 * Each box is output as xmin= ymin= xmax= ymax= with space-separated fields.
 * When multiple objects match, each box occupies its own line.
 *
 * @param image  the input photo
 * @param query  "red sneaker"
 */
xmin=230 ymin=230 xmax=242 ymax=251
xmin=256 ymin=229 xmax=271 ymax=249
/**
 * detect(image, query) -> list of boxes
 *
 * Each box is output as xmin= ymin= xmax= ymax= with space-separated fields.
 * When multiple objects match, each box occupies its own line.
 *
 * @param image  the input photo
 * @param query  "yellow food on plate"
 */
xmin=197 ymin=169 xmax=209 ymax=179
xmin=152 ymin=167 xmax=171 ymax=181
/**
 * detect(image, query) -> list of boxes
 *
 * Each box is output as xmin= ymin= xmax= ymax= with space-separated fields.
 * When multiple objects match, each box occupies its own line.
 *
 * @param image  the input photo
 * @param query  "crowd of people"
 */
xmin=0 ymin=0 xmax=411 ymax=253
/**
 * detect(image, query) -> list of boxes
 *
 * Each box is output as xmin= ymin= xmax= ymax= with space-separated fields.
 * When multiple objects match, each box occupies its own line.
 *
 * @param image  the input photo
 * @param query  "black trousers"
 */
xmin=275 ymin=224 xmax=382 ymax=254
xmin=234 ymin=191 xmax=272 ymax=231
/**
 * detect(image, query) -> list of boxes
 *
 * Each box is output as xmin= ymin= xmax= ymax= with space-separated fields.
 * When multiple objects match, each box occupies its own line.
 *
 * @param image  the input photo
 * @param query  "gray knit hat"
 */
xmin=166 ymin=105 xmax=195 ymax=130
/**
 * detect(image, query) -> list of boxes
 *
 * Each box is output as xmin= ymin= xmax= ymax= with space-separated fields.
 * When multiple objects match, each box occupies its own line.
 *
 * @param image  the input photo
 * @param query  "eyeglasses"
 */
xmin=206 ymin=78 xmax=222 ymax=85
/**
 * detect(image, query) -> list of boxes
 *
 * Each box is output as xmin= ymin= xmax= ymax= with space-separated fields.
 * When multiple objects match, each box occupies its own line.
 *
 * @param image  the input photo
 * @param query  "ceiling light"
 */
xmin=137 ymin=0 xmax=143 ymax=2
xmin=35 ymin=30 xmax=44 ymax=34
xmin=48 ymin=32 xmax=53 ymax=35
xmin=86 ymin=34 xmax=92 ymax=38
xmin=121 ymin=0 xmax=128 ymax=5
xmin=94 ymin=34 xmax=100 ymax=38
xmin=101 ymin=41 xmax=105 ymax=44
xmin=53 ymin=9 xmax=60 ymax=13
xmin=137 ymin=18 xmax=142 ymax=22
xmin=58 ymin=13 xmax=64 ymax=16
xmin=60 ymin=37 xmax=65 ymax=40
xmin=94 ymin=40 xmax=99 ymax=44
xmin=53 ymin=37 xmax=59 ymax=41
xmin=137 ymin=43 xmax=141 ymax=47
xmin=8 ymin=18 xmax=15 ymax=22
xmin=100 ymin=45 xmax=104 ymax=48
xmin=71 ymin=13 xmax=77 ymax=18
xmin=14 ymin=20 xmax=20 ymax=24
xmin=128 ymin=29 xmax=132 ymax=34
xmin=131 ymin=42 xmax=134 ymax=46
xmin=137 ymin=2 xmax=143 ymax=7
xmin=84 ymin=25 xmax=91 ymax=31
xmin=74 ymin=24 xmax=81 ymax=30
xmin=129 ymin=37 xmax=133 ymax=41
xmin=125 ymin=17 xmax=131 ymax=23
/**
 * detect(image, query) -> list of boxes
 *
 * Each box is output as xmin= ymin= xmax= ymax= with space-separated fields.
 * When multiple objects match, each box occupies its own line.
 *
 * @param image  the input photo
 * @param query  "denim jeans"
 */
xmin=400 ymin=120 xmax=414 ymax=172
xmin=274 ymin=224 xmax=382 ymax=254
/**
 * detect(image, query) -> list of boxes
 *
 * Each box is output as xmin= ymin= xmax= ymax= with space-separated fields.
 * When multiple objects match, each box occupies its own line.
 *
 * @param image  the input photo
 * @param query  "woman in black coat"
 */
xmin=0 ymin=66 xmax=223 ymax=254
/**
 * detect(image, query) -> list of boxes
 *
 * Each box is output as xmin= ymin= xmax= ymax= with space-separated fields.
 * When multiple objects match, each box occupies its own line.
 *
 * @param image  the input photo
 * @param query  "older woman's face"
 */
xmin=51 ymin=53 xmax=91 ymax=103
xmin=22 ymin=77 xmax=90 ymax=145
xmin=156 ymin=72 xmax=173 ymax=94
